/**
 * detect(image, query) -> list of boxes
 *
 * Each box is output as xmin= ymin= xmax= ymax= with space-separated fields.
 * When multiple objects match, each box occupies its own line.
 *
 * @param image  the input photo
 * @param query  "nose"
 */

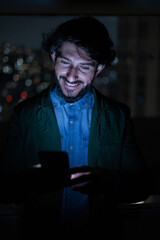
xmin=66 ymin=66 xmax=78 ymax=82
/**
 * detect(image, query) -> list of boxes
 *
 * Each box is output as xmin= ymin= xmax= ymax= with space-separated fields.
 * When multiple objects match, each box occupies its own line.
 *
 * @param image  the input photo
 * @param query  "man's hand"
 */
xmin=69 ymin=165 xmax=115 ymax=195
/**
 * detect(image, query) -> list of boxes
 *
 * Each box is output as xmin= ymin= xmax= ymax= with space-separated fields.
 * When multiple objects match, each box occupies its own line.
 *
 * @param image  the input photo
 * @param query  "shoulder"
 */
xmin=10 ymin=85 xmax=54 ymax=130
xmin=93 ymin=87 xmax=130 ymax=116
xmin=14 ymin=84 xmax=53 ymax=116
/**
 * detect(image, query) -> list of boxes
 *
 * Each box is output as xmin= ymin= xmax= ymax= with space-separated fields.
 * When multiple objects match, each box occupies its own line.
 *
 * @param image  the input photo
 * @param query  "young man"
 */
xmin=1 ymin=17 xmax=149 ymax=239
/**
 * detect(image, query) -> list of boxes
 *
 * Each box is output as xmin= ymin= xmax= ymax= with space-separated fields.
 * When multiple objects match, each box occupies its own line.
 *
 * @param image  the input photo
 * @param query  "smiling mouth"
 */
xmin=65 ymin=81 xmax=80 ymax=87
xmin=59 ymin=76 xmax=83 ymax=90
xmin=61 ymin=77 xmax=82 ymax=88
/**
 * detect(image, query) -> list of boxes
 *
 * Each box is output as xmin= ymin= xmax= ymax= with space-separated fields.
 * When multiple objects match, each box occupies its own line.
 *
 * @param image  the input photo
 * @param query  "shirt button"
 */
xmin=69 ymin=145 xmax=73 ymax=150
xmin=69 ymin=121 xmax=73 ymax=125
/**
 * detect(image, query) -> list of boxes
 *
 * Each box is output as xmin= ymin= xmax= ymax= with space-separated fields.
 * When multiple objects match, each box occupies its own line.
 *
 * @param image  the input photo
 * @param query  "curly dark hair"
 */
xmin=42 ymin=17 xmax=117 ymax=67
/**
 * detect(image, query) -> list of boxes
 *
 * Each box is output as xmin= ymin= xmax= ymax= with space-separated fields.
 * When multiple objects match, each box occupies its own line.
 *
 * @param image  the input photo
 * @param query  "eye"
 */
xmin=79 ymin=65 xmax=92 ymax=72
xmin=60 ymin=59 xmax=70 ymax=66
xmin=81 ymin=66 xmax=90 ymax=70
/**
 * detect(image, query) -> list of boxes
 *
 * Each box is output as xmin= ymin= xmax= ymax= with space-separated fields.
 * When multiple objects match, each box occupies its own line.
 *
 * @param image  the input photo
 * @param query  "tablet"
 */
xmin=39 ymin=151 xmax=70 ymax=185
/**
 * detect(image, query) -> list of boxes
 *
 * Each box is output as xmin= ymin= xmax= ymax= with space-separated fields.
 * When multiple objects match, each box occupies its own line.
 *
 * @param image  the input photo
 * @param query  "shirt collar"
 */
xmin=51 ymin=86 xmax=94 ymax=109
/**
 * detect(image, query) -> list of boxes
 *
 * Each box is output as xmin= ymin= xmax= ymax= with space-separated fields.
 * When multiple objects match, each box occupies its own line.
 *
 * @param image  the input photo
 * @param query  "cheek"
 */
xmin=55 ymin=64 xmax=67 ymax=77
xmin=83 ymin=72 xmax=95 ymax=85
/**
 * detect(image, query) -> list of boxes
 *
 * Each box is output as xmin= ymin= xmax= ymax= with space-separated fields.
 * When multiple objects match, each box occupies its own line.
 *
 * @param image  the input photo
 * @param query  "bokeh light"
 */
xmin=6 ymin=95 xmax=13 ymax=103
xmin=20 ymin=91 xmax=28 ymax=99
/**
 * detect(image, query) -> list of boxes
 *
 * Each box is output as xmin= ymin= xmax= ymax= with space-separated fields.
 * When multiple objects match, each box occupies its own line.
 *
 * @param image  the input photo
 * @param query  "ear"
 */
xmin=51 ymin=51 xmax=56 ymax=63
xmin=95 ymin=64 xmax=105 ymax=77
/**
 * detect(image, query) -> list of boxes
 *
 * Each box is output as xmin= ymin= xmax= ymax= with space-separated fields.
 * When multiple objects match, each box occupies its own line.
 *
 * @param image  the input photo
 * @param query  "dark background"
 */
xmin=0 ymin=1 xmax=160 ymax=239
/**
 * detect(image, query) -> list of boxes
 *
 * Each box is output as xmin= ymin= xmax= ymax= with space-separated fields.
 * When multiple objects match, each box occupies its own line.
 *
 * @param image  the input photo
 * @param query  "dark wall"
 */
xmin=0 ymin=0 xmax=160 ymax=14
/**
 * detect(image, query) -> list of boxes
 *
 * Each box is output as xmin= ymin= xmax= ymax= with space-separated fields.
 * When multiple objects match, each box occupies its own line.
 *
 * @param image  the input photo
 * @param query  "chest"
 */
xmin=54 ymin=104 xmax=93 ymax=166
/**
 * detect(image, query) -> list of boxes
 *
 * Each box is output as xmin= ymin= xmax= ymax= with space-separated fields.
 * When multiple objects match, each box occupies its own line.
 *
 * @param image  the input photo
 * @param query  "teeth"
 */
xmin=66 ymin=82 xmax=79 ymax=87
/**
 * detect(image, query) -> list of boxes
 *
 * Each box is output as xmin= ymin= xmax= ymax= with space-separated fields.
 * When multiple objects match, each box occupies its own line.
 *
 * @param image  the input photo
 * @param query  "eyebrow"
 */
xmin=60 ymin=55 xmax=97 ymax=67
xmin=60 ymin=56 xmax=71 ymax=62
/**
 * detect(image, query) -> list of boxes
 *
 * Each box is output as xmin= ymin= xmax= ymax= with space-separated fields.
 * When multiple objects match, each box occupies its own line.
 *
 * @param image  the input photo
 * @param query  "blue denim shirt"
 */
xmin=50 ymin=87 xmax=94 ymax=229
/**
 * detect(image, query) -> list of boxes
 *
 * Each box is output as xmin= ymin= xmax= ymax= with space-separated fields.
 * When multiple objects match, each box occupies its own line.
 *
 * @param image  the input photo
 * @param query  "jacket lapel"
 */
xmin=88 ymin=88 xmax=120 ymax=166
xmin=36 ymin=85 xmax=62 ymax=152
xmin=88 ymin=88 xmax=109 ymax=166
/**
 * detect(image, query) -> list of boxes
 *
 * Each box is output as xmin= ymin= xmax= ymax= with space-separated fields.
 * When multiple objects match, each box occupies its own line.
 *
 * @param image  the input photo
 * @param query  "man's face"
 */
xmin=52 ymin=41 xmax=104 ymax=102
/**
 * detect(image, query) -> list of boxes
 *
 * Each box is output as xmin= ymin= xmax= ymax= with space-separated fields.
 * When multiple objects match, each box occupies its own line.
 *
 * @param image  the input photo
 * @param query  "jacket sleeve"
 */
xmin=0 ymin=107 xmax=25 ymax=172
xmin=121 ymin=109 xmax=145 ymax=172
xmin=117 ymin=110 xmax=150 ymax=203
xmin=0 ymin=107 xmax=27 ymax=203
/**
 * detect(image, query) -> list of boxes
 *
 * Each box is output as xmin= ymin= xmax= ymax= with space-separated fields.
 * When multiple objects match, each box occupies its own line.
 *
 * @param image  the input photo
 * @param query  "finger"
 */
xmin=71 ymin=172 xmax=90 ymax=180
xmin=30 ymin=164 xmax=42 ymax=168
xmin=70 ymin=165 xmax=94 ymax=174
xmin=70 ymin=172 xmax=93 ymax=185
xmin=72 ymin=181 xmax=93 ymax=194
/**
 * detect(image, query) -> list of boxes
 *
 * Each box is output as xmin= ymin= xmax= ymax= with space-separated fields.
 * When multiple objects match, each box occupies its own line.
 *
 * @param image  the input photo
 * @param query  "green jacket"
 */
xmin=1 ymin=84 xmax=148 ymax=205
xmin=2 ymin=84 xmax=144 ymax=172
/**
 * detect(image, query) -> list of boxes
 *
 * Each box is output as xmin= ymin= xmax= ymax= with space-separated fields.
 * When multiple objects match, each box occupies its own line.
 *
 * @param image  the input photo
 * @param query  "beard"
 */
xmin=54 ymin=72 xmax=94 ymax=103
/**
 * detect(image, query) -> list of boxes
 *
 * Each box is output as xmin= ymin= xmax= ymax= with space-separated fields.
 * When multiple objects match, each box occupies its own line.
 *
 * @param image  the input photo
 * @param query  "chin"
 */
xmin=57 ymin=82 xmax=92 ymax=103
